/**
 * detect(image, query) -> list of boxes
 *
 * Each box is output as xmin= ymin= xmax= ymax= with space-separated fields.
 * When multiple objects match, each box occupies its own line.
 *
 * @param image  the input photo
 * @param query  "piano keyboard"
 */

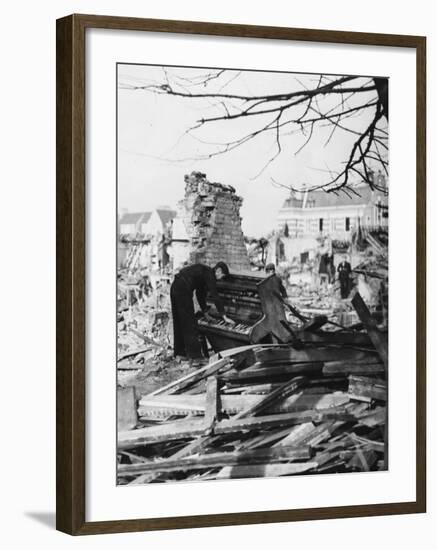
xmin=198 ymin=318 xmax=252 ymax=336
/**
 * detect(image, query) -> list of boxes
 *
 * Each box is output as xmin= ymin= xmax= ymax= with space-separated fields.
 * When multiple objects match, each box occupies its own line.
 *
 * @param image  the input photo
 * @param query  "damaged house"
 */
xmin=119 ymin=207 xmax=176 ymax=272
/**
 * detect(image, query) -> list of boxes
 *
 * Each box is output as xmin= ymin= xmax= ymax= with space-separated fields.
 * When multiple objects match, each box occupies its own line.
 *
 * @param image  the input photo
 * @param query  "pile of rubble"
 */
xmin=117 ymin=270 xmax=176 ymax=387
xmin=117 ymin=292 xmax=387 ymax=485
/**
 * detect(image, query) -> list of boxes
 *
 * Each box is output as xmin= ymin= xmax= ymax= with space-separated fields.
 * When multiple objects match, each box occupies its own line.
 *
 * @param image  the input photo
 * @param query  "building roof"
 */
xmin=119 ymin=212 xmax=151 ymax=225
xmin=156 ymin=209 xmax=177 ymax=226
xmin=119 ymin=209 xmax=177 ymax=229
xmin=282 ymin=197 xmax=304 ymax=208
xmin=309 ymin=186 xmax=374 ymax=207
xmin=141 ymin=212 xmax=153 ymax=224
xmin=281 ymin=185 xmax=386 ymax=210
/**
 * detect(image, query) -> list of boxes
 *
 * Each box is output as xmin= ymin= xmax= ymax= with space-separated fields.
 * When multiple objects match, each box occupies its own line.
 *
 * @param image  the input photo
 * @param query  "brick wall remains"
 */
xmin=172 ymin=171 xmax=250 ymax=271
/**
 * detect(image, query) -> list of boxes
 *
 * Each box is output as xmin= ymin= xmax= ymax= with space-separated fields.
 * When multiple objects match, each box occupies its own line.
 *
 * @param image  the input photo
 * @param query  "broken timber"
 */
xmin=118 ymin=309 xmax=388 ymax=483
xmin=214 ymin=462 xmax=319 ymax=479
xmin=118 ymin=445 xmax=312 ymax=476
xmin=351 ymin=292 xmax=388 ymax=369
xmin=119 ymin=407 xmax=355 ymax=449
xmin=205 ymin=376 xmax=220 ymax=427
xmin=351 ymin=291 xmax=388 ymax=468
xmin=150 ymin=357 xmax=232 ymax=396
xmin=232 ymin=376 xmax=306 ymax=420
xmin=138 ymin=390 xmax=350 ymax=419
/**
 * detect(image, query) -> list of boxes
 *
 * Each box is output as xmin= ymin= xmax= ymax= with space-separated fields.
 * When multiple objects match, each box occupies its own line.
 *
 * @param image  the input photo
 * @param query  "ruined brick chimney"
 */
xmin=171 ymin=171 xmax=250 ymax=271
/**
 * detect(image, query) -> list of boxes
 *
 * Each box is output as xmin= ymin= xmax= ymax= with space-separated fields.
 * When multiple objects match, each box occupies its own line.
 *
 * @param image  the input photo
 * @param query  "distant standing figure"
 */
xmin=318 ymin=253 xmax=330 ymax=287
xmin=328 ymin=254 xmax=336 ymax=284
xmin=337 ymin=256 xmax=352 ymax=299
xmin=170 ymin=262 xmax=234 ymax=362
xmin=265 ymin=263 xmax=287 ymax=298
xmin=138 ymin=269 xmax=153 ymax=302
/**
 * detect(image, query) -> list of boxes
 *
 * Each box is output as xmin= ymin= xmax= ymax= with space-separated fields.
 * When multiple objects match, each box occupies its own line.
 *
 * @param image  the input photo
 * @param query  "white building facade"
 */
xmin=277 ymin=180 xmax=388 ymax=240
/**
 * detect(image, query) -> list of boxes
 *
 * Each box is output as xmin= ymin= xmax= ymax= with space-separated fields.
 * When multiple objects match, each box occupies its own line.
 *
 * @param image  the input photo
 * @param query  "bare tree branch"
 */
xmin=123 ymin=69 xmax=388 ymax=193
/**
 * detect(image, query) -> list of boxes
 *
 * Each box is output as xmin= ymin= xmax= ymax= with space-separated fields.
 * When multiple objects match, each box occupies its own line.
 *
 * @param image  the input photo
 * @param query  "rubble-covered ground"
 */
xmin=117 ymin=237 xmax=387 ymax=396
xmin=116 ymin=237 xmax=388 ymax=484
xmin=117 ymin=270 xmax=199 ymax=395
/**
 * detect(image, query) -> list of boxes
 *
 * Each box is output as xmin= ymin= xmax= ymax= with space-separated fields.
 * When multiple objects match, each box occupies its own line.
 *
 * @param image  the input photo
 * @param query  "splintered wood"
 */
xmin=117 ymin=293 xmax=388 ymax=484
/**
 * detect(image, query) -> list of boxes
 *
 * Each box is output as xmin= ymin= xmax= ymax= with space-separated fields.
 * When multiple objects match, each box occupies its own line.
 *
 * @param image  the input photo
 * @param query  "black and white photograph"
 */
xmin=1 ymin=0 xmax=431 ymax=542
xmin=116 ymin=63 xmax=389 ymax=485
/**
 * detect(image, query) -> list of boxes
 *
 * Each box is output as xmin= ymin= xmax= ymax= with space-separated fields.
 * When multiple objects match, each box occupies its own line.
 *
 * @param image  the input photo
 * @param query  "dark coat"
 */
xmin=337 ymin=261 xmax=352 ymax=279
xmin=337 ymin=261 xmax=352 ymax=298
xmin=170 ymin=264 xmax=224 ymax=359
xmin=173 ymin=264 xmax=224 ymax=314
xmin=269 ymin=273 xmax=287 ymax=299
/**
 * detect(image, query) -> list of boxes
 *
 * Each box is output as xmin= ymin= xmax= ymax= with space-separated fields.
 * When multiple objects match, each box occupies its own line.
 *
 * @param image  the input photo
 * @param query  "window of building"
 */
xmin=345 ymin=217 xmax=350 ymax=231
xmin=376 ymin=199 xmax=383 ymax=225
xmin=319 ymin=218 xmax=324 ymax=232
xmin=277 ymin=240 xmax=285 ymax=261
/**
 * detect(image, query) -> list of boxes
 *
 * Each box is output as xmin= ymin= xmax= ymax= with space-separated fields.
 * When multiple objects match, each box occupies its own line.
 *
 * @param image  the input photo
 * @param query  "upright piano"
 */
xmin=197 ymin=270 xmax=293 ymax=352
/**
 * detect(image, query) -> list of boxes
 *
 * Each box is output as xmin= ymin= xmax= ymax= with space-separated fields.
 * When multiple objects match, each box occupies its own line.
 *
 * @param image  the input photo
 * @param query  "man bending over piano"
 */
xmin=170 ymin=262 xmax=235 ymax=365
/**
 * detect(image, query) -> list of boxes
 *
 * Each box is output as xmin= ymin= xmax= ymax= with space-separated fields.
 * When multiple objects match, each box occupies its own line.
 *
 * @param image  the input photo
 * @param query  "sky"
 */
xmin=117 ymin=64 xmax=385 ymax=237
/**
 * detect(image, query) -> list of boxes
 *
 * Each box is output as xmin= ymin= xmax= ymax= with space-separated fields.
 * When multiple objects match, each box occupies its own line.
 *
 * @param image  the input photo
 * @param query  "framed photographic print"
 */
xmin=56 ymin=14 xmax=426 ymax=535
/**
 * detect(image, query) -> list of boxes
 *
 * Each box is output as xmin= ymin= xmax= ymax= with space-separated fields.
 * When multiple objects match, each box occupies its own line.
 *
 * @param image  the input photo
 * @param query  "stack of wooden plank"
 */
xmin=117 ymin=295 xmax=388 ymax=485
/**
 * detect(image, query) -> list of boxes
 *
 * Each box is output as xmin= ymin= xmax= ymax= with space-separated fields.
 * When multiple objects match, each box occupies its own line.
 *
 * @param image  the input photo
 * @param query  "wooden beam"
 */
xmin=138 ymin=391 xmax=350 ymax=418
xmin=215 ymin=408 xmax=354 ymax=435
xmin=149 ymin=357 xmax=231 ymax=396
xmin=118 ymin=446 xmax=312 ymax=476
xmin=357 ymin=406 xmax=386 ymax=428
xmin=215 ymin=462 xmax=318 ymax=479
xmin=351 ymin=291 xmax=388 ymax=469
xmin=233 ymin=376 xmax=306 ymax=420
xmin=348 ymin=375 xmax=387 ymax=402
xmin=205 ymin=376 xmax=220 ymax=426
xmin=119 ymin=407 xmax=355 ymax=449
xmin=351 ymin=292 xmax=388 ymax=368
xmin=254 ymin=346 xmax=378 ymax=364
xmin=271 ymin=422 xmax=316 ymax=448
xmin=128 ymin=434 xmax=222 ymax=485
xmin=118 ymin=418 xmax=206 ymax=449
xmin=237 ymin=425 xmax=301 ymax=451
xmin=323 ymin=360 xmax=384 ymax=376
xmin=147 ymin=346 xmax=258 ymax=398
xmin=221 ymin=362 xmax=323 ymax=381
xmin=298 ymin=331 xmax=372 ymax=346
xmin=117 ymin=387 xmax=138 ymax=431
